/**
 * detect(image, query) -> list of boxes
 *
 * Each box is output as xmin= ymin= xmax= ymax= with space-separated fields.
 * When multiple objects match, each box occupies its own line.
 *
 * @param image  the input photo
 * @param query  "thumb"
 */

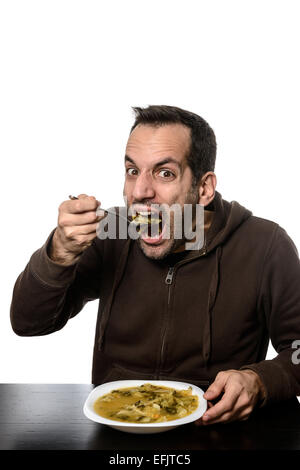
xmin=203 ymin=372 xmax=228 ymax=400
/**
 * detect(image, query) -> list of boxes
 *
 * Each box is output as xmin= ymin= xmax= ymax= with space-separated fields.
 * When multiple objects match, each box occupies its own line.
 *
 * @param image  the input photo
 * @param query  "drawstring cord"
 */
xmin=202 ymin=245 xmax=223 ymax=368
xmin=98 ymin=238 xmax=132 ymax=351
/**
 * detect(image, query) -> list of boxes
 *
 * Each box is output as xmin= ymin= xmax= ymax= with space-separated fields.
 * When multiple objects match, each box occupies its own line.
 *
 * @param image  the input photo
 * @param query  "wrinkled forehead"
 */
xmin=125 ymin=123 xmax=191 ymax=164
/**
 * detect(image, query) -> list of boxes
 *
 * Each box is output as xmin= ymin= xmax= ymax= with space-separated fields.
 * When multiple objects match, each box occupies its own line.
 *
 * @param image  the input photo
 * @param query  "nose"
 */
xmin=132 ymin=172 xmax=155 ymax=201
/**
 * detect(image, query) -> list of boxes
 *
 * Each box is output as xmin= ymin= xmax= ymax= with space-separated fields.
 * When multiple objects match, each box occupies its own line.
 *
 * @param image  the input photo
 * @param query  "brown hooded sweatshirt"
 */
xmin=10 ymin=191 xmax=300 ymax=406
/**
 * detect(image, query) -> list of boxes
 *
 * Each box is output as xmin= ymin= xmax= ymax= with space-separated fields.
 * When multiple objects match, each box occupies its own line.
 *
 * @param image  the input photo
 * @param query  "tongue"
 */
xmin=141 ymin=224 xmax=164 ymax=244
xmin=141 ymin=233 xmax=163 ymax=244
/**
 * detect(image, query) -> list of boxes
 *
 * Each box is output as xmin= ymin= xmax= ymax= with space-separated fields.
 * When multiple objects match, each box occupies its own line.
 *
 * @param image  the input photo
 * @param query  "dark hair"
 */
xmin=130 ymin=105 xmax=216 ymax=185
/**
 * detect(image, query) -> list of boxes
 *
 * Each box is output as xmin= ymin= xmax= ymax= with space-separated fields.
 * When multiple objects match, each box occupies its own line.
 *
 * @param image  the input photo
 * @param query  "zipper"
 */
xmin=165 ymin=267 xmax=175 ymax=284
xmin=156 ymin=267 xmax=175 ymax=379
xmin=165 ymin=267 xmax=175 ymax=305
xmin=156 ymin=244 xmax=207 ymax=379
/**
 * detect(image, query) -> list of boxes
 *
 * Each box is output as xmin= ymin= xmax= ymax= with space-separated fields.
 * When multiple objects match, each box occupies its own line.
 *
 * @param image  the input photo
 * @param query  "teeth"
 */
xmin=132 ymin=210 xmax=159 ymax=215
xmin=135 ymin=212 xmax=155 ymax=217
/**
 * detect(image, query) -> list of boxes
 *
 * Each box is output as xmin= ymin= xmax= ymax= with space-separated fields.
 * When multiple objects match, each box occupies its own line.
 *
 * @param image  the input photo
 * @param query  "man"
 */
xmin=10 ymin=105 xmax=300 ymax=425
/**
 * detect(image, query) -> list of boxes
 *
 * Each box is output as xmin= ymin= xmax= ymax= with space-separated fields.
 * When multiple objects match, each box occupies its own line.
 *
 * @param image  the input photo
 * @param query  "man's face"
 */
xmin=123 ymin=123 xmax=199 ymax=259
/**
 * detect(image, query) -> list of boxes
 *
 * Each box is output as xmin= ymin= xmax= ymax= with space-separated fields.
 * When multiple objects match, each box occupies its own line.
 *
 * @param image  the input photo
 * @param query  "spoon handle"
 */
xmin=68 ymin=195 xmax=130 ymax=222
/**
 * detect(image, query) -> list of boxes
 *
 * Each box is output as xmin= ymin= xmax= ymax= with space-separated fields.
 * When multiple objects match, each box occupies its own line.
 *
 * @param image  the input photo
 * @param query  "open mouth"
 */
xmin=131 ymin=211 xmax=163 ymax=238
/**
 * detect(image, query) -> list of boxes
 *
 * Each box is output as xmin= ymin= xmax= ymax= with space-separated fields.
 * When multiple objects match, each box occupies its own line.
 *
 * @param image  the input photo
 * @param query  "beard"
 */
xmin=137 ymin=236 xmax=181 ymax=261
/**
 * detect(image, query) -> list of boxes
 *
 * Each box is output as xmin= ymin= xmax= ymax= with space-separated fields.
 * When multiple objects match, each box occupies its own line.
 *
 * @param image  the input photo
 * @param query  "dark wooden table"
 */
xmin=0 ymin=384 xmax=300 ymax=451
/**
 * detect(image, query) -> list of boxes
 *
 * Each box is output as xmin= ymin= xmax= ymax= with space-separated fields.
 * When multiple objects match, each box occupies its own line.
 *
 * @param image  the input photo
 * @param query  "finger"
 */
xmin=96 ymin=208 xmax=108 ymax=218
xmin=64 ymin=223 xmax=99 ymax=240
xmin=77 ymin=194 xmax=101 ymax=206
xmin=69 ymin=194 xmax=100 ymax=204
xmin=202 ymin=410 xmax=234 ymax=425
xmin=203 ymin=372 xmax=229 ymax=400
xmin=202 ymin=387 xmax=240 ymax=423
xmin=194 ymin=401 xmax=214 ymax=426
xmin=74 ymin=223 xmax=100 ymax=236
xmin=69 ymin=223 xmax=98 ymax=238
xmin=85 ymin=223 xmax=100 ymax=235
xmin=63 ymin=197 xmax=100 ymax=214
xmin=202 ymin=403 xmax=252 ymax=425
xmin=60 ymin=210 xmax=101 ymax=227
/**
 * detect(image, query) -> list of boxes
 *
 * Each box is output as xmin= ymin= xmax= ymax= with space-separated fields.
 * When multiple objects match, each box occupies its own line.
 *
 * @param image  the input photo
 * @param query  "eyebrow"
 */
xmin=124 ymin=155 xmax=182 ymax=172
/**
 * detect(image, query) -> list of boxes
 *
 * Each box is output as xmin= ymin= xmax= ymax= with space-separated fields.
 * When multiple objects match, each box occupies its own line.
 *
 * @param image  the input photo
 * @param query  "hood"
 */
xmin=205 ymin=190 xmax=252 ymax=253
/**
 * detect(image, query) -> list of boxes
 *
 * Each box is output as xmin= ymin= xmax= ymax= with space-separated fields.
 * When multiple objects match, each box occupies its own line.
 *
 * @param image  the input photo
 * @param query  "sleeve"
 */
xmin=240 ymin=225 xmax=300 ymax=406
xmin=10 ymin=228 xmax=103 ymax=336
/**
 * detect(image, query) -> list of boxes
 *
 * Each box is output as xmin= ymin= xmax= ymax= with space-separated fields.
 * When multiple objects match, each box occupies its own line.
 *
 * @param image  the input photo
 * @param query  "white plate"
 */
xmin=83 ymin=380 xmax=207 ymax=434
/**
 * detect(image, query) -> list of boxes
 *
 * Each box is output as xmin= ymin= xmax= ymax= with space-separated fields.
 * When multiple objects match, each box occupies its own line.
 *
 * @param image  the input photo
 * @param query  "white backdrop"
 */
xmin=0 ymin=0 xmax=299 ymax=383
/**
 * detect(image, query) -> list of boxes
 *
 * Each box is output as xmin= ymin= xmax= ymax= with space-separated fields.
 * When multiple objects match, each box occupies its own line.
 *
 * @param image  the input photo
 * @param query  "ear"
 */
xmin=198 ymin=172 xmax=217 ymax=206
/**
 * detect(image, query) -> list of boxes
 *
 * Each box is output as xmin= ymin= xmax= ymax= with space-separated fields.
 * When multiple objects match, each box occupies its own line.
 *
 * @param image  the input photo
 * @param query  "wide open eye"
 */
xmin=158 ymin=169 xmax=175 ymax=179
xmin=126 ymin=167 xmax=138 ymax=176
